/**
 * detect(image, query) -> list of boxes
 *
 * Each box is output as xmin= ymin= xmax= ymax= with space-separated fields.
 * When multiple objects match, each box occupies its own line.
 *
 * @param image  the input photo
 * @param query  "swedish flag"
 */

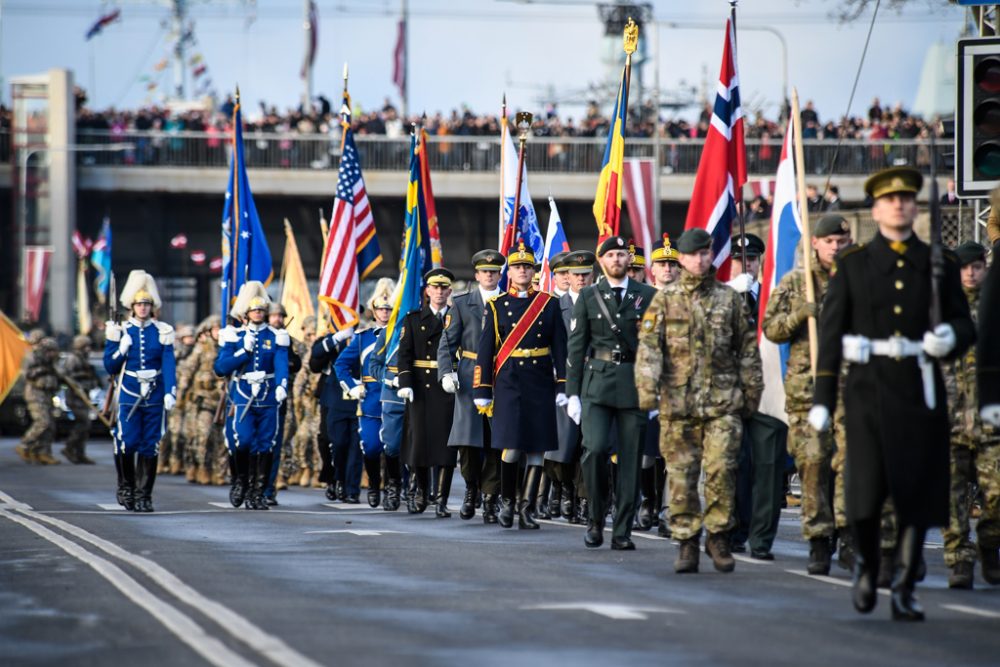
xmin=221 ymin=92 xmax=274 ymax=319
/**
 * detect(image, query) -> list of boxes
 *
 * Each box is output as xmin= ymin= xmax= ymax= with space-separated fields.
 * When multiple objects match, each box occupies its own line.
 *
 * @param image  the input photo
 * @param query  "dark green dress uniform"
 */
xmin=813 ymin=166 xmax=975 ymax=620
xmin=567 ymin=236 xmax=658 ymax=547
xmin=398 ymin=269 xmax=458 ymax=515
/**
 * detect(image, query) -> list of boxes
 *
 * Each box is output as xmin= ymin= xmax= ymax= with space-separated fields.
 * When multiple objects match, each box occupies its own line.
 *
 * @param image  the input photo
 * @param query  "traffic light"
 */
xmin=957 ymin=37 xmax=1000 ymax=197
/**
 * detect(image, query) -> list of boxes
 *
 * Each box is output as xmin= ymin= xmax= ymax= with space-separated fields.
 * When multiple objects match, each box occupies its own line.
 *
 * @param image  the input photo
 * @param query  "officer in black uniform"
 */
xmin=811 ymin=166 xmax=975 ymax=621
xmin=397 ymin=268 xmax=458 ymax=516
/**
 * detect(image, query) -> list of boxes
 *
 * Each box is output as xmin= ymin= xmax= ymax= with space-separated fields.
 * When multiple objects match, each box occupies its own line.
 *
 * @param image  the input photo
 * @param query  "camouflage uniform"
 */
xmin=19 ymin=338 xmax=61 ymax=464
xmin=60 ymin=336 xmax=100 ymax=464
xmin=289 ymin=348 xmax=322 ymax=485
xmin=636 ymin=269 xmax=763 ymax=543
xmin=942 ymin=285 xmax=1000 ymax=567
xmin=183 ymin=327 xmax=227 ymax=484
xmin=762 ymin=262 xmax=838 ymax=540
xmin=159 ymin=336 xmax=195 ymax=475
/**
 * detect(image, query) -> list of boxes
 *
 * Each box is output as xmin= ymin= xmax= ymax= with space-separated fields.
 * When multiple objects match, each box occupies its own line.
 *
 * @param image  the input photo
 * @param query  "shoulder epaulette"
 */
xmin=837 ymin=243 xmax=866 ymax=260
xmin=942 ymin=248 xmax=959 ymax=264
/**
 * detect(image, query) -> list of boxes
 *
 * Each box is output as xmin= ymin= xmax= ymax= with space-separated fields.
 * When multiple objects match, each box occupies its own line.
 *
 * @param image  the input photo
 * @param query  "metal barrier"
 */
xmin=0 ymin=129 xmax=952 ymax=176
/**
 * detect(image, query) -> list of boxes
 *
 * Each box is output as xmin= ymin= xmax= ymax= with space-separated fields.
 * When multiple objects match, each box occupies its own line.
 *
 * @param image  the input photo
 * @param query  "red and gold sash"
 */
xmin=494 ymin=291 xmax=551 ymax=377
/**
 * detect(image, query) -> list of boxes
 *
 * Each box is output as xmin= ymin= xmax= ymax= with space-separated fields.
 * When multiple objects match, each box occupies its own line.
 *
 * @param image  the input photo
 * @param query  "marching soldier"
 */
xmin=397 ymin=268 xmax=458 ymax=516
xmin=369 ymin=324 xmax=407 ymax=511
xmin=290 ymin=322 xmax=323 ymax=488
xmin=942 ymin=242 xmax=1000 ymax=589
xmin=437 ymin=251 xmax=503 ymax=522
xmin=566 ymin=236 xmax=658 ymax=550
xmin=762 ymin=214 xmax=852 ymax=573
xmin=649 ymin=234 xmax=680 ymax=289
xmin=627 ymin=243 xmax=647 ymax=283
xmin=335 ymin=278 xmax=396 ymax=507
xmin=636 ymin=229 xmax=763 ymax=573
xmin=104 ymin=270 xmax=178 ymax=512
xmin=61 ymin=335 xmax=100 ymax=464
xmin=550 ymin=251 xmax=572 ymax=298
xmin=183 ymin=315 xmax=225 ymax=485
xmin=278 ymin=314 xmax=315 ymax=491
xmin=810 ymin=166 xmax=975 ymax=621
xmin=262 ymin=303 xmax=301 ymax=505
xmin=17 ymin=336 xmax=61 ymax=465
xmin=545 ymin=250 xmax=594 ymax=524
xmin=473 ymin=242 xmax=568 ymax=530
xmin=160 ymin=323 xmax=195 ymax=476
xmin=214 ymin=282 xmax=290 ymax=511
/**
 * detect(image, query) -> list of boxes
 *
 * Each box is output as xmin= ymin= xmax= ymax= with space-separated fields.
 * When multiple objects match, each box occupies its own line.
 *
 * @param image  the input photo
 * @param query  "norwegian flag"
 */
xmin=622 ymin=158 xmax=656 ymax=281
xmin=683 ymin=17 xmax=746 ymax=281
xmin=317 ymin=129 xmax=382 ymax=330
xmin=71 ymin=231 xmax=93 ymax=259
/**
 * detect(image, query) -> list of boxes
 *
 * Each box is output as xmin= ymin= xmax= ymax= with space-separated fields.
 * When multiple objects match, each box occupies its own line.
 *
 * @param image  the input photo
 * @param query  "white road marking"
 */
xmin=0 ymin=489 xmax=32 ymax=510
xmin=0 ymin=509 xmax=257 ymax=667
xmin=305 ymin=529 xmax=406 ymax=536
xmin=785 ymin=569 xmax=891 ymax=596
xmin=941 ymin=604 xmax=1000 ymax=619
xmin=522 ymin=602 xmax=683 ymax=620
xmin=732 ymin=554 xmax=772 ymax=566
xmin=97 ymin=503 xmax=126 ymax=511
xmin=209 ymin=502 xmax=237 ymax=509
xmin=12 ymin=503 xmax=324 ymax=667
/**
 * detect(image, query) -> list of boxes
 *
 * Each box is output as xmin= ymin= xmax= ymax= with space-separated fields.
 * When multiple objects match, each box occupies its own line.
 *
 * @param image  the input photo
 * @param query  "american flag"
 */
xmin=318 ymin=129 xmax=381 ymax=330
xmin=683 ymin=17 xmax=746 ymax=281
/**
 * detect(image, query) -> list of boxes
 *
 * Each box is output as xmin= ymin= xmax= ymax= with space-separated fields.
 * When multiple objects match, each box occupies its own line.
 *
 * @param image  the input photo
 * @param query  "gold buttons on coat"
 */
xmin=893 ymin=305 xmax=902 ymax=315
xmin=895 ymin=281 xmax=904 ymax=290
xmin=896 ymin=259 xmax=905 ymax=268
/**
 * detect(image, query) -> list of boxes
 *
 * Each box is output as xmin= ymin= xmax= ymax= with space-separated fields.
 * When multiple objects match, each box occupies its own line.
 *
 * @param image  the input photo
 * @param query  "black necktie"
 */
xmin=613 ymin=287 xmax=623 ymax=306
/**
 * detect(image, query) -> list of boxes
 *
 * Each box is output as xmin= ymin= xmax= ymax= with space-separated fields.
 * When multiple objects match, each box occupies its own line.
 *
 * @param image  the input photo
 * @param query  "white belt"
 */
xmin=870 ymin=336 xmax=923 ymax=359
xmin=843 ymin=335 xmax=935 ymax=409
xmin=239 ymin=371 xmax=274 ymax=383
xmin=125 ymin=369 xmax=160 ymax=379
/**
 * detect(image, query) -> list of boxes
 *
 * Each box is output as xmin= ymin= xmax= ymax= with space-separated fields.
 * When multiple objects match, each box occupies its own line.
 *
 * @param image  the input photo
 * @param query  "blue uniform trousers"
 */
xmin=379 ymin=401 xmax=405 ymax=458
xmin=229 ymin=404 xmax=281 ymax=456
xmin=328 ymin=413 xmax=362 ymax=496
xmin=114 ymin=403 xmax=165 ymax=458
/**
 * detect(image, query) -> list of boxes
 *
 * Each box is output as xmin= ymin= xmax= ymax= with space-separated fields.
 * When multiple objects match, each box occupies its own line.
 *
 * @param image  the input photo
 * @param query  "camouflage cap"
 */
xmin=27 ymin=328 xmax=46 ymax=345
xmin=676 ymin=228 xmax=712 ymax=254
xmin=38 ymin=338 xmax=59 ymax=353
xmin=176 ymin=324 xmax=196 ymax=339
xmin=954 ymin=241 xmax=987 ymax=267
xmin=814 ymin=214 xmax=851 ymax=238
xmin=196 ymin=314 xmax=222 ymax=335
xmin=72 ymin=335 xmax=92 ymax=351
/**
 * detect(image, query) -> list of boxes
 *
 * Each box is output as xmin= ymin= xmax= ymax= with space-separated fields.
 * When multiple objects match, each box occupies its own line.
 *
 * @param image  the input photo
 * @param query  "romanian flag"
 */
xmin=0 ymin=311 xmax=30 ymax=405
xmin=592 ymin=64 xmax=630 ymax=243
xmin=418 ymin=129 xmax=443 ymax=268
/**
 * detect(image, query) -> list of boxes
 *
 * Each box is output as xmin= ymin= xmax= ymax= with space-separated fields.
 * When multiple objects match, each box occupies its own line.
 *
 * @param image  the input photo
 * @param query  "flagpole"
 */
xmin=730 ymin=1 xmax=747 ymax=279
xmin=791 ymin=87 xmax=818 ymax=377
xmin=508 ymin=112 xmax=532 ymax=248
xmin=340 ymin=63 xmax=350 ymax=153
xmin=499 ymin=93 xmax=507 ymax=248
xmin=229 ymin=86 xmax=241 ymax=316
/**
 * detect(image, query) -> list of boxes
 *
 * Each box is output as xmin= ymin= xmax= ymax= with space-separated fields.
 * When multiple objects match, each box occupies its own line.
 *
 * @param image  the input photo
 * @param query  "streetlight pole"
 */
xmin=17 ymin=142 xmax=134 ymax=322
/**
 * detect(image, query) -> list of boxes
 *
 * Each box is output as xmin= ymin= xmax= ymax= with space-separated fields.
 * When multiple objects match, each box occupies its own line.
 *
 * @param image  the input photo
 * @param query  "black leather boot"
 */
xmin=120 ymin=452 xmax=137 ymax=511
xmin=364 ymin=456 xmax=382 ymax=508
xmin=548 ymin=480 xmax=562 ymax=518
xmin=254 ymin=453 xmax=271 ymax=510
xmin=891 ymin=525 xmax=927 ymax=621
xmin=245 ymin=454 xmax=259 ymax=509
xmin=482 ymin=494 xmax=498 ymax=524
xmin=851 ymin=518 xmax=880 ymax=614
xmin=837 ymin=528 xmax=856 ymax=571
xmin=577 ymin=498 xmax=589 ymax=525
xmin=518 ymin=466 xmax=542 ymax=530
xmin=460 ymin=481 xmax=477 ymax=520
xmin=535 ymin=474 xmax=552 ymax=520
xmin=436 ymin=467 xmax=454 ymax=518
xmin=113 ymin=452 xmax=128 ymax=507
xmin=230 ymin=449 xmax=248 ymax=508
xmin=498 ymin=461 xmax=517 ymax=528
xmin=414 ymin=467 xmax=429 ymax=514
xmin=636 ymin=466 xmax=656 ymax=531
xmin=384 ymin=456 xmax=401 ymax=511
xmin=134 ymin=455 xmax=157 ymax=512
xmin=562 ymin=482 xmax=578 ymax=524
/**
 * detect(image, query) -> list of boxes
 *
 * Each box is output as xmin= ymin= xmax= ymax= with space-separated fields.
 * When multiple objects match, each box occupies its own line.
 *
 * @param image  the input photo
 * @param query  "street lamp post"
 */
xmin=17 ymin=142 xmax=134 ymax=323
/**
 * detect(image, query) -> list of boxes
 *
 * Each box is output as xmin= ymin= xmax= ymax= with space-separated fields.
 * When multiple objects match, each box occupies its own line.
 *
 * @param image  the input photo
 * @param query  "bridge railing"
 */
xmin=1 ymin=129 xmax=950 ymax=177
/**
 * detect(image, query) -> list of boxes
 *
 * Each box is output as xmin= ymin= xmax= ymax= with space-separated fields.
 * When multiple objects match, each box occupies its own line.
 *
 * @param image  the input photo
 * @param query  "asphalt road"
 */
xmin=2 ymin=437 xmax=999 ymax=667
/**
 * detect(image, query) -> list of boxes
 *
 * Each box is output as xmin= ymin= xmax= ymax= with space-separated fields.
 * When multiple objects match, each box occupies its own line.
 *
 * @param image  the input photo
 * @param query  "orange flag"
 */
xmin=0 ymin=311 xmax=31 ymax=405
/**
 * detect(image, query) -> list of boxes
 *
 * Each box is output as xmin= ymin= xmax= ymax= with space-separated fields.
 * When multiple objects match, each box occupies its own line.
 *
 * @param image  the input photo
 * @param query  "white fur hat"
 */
xmin=230 ymin=281 xmax=271 ymax=319
xmin=120 ymin=270 xmax=162 ymax=309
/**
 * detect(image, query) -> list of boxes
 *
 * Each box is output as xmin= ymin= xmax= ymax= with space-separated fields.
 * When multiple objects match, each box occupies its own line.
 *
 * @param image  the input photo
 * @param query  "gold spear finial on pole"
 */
xmin=623 ymin=17 xmax=638 ymax=56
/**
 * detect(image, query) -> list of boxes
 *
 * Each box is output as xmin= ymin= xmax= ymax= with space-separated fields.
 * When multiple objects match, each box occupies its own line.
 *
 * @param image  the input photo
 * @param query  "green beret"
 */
xmin=954 ymin=241 xmax=987 ymax=267
xmin=676 ymin=228 xmax=712 ymax=254
xmin=813 ymin=214 xmax=851 ymax=238
xmin=564 ymin=250 xmax=596 ymax=274
xmin=472 ymin=249 xmax=503 ymax=271
xmin=864 ymin=166 xmax=923 ymax=200
xmin=597 ymin=236 xmax=629 ymax=256
xmin=731 ymin=233 xmax=765 ymax=257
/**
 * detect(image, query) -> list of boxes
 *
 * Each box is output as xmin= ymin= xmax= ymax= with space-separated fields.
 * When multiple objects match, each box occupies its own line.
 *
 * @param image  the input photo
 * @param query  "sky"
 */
xmin=0 ymin=0 xmax=970 ymax=123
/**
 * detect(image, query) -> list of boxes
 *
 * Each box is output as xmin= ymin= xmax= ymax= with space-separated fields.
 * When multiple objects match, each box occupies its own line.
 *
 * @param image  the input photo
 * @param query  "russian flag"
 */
xmin=540 ymin=197 xmax=570 ymax=293
xmin=757 ymin=115 xmax=802 ymax=421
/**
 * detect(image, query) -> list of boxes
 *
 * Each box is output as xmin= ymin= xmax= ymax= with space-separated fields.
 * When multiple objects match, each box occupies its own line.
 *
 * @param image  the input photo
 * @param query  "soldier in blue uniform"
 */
xmin=335 ymin=278 xmax=395 ymax=508
xmin=214 ymin=282 xmax=290 ymax=511
xmin=437 ymin=250 xmax=503 ymax=522
xmin=474 ymin=242 xmax=568 ymax=529
xmin=262 ymin=302 xmax=301 ymax=506
xmin=397 ymin=268 xmax=458 ymax=516
xmin=310 ymin=319 xmax=362 ymax=503
xmin=104 ymin=270 xmax=177 ymax=513
xmin=369 ymin=325 xmax=406 ymax=511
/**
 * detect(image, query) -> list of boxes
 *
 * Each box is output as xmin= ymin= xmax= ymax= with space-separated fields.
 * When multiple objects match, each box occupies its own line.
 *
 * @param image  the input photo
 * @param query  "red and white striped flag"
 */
xmin=24 ymin=246 xmax=53 ymax=323
xmin=622 ymin=158 xmax=656 ymax=281
xmin=392 ymin=19 xmax=406 ymax=101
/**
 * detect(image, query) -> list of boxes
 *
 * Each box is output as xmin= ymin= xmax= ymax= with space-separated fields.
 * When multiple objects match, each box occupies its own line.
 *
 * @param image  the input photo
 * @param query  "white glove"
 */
xmin=808 ymin=405 xmax=831 ymax=432
xmin=922 ymin=323 xmax=956 ymax=359
xmin=441 ymin=372 xmax=460 ymax=394
xmin=567 ymin=395 xmax=582 ymax=425
xmin=474 ymin=398 xmax=492 ymax=409
xmin=555 ymin=392 xmax=568 ymax=407
xmin=163 ymin=394 xmax=176 ymax=412
xmin=242 ymin=330 xmax=256 ymax=352
xmin=727 ymin=273 xmax=753 ymax=294
xmin=981 ymin=404 xmax=1000 ymax=427
xmin=842 ymin=334 xmax=871 ymax=364
xmin=333 ymin=326 xmax=355 ymax=344
xmin=118 ymin=333 xmax=132 ymax=356
xmin=397 ymin=387 xmax=414 ymax=402
xmin=348 ymin=384 xmax=366 ymax=400
xmin=105 ymin=320 xmax=122 ymax=342
xmin=275 ymin=386 xmax=287 ymax=403
xmin=649 ymin=410 xmax=659 ymax=419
